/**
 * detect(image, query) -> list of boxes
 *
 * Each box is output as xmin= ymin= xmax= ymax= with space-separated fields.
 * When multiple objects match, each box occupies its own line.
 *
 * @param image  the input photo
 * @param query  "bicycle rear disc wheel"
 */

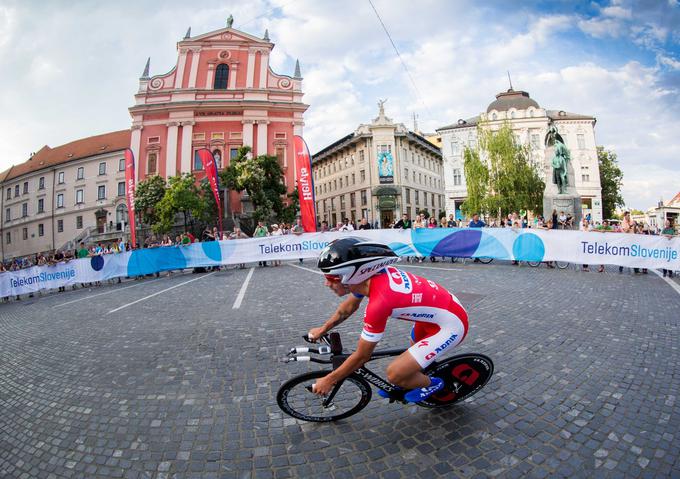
xmin=418 ymin=354 xmax=494 ymax=408
xmin=556 ymin=261 xmax=570 ymax=269
xmin=277 ymin=370 xmax=372 ymax=422
xmin=478 ymin=257 xmax=494 ymax=264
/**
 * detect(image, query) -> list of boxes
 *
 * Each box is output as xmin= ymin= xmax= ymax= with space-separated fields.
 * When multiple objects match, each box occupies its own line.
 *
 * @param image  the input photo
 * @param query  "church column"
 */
xmin=188 ymin=48 xmax=200 ymax=88
xmin=166 ymin=122 xmax=179 ymax=176
xmin=174 ymin=48 xmax=188 ymax=88
xmin=246 ymin=48 xmax=256 ymax=88
xmin=229 ymin=63 xmax=238 ymax=89
xmin=179 ymin=121 xmax=194 ymax=175
xmin=256 ymin=120 xmax=268 ymax=156
xmin=242 ymin=120 xmax=254 ymax=151
xmin=130 ymin=125 xmax=143 ymax=181
xmin=259 ymin=51 xmax=269 ymax=88
xmin=205 ymin=63 xmax=215 ymax=89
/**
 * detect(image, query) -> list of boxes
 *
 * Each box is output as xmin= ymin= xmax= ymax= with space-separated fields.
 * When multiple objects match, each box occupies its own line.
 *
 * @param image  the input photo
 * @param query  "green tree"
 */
xmin=597 ymin=146 xmax=625 ymax=220
xmin=461 ymin=122 xmax=544 ymax=218
xmin=197 ymin=179 xmax=225 ymax=227
xmin=134 ymin=175 xmax=167 ymax=225
xmin=154 ymin=173 xmax=204 ymax=233
xmin=222 ymin=146 xmax=287 ymax=222
xmin=280 ymin=187 xmax=300 ymax=225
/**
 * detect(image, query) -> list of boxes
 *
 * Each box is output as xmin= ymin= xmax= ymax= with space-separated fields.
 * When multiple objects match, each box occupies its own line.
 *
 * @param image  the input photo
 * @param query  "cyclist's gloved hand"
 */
xmin=307 ymin=327 xmax=326 ymax=342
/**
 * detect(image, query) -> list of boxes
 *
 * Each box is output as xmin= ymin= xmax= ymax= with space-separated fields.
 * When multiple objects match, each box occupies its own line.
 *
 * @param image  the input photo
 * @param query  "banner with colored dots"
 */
xmin=1 ymin=228 xmax=678 ymax=296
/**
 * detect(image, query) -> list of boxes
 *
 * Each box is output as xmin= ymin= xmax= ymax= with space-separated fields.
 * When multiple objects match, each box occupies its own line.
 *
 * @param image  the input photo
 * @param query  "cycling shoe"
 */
xmin=404 ymin=377 xmax=444 ymax=403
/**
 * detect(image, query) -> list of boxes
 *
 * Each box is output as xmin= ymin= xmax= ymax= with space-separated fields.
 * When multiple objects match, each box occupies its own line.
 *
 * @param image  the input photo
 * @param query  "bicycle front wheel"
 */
xmin=277 ymin=370 xmax=372 ymax=422
xmin=556 ymin=261 xmax=570 ymax=269
xmin=478 ymin=257 xmax=494 ymax=264
xmin=527 ymin=261 xmax=541 ymax=267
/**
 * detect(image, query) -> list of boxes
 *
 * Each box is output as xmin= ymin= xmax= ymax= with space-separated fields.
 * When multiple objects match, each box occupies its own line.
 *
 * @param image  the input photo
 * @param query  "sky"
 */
xmin=0 ymin=0 xmax=678 ymax=210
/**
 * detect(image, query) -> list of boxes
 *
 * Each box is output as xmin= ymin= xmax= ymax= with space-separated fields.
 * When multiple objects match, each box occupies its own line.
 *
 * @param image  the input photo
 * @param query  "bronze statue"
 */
xmin=545 ymin=123 xmax=570 ymax=194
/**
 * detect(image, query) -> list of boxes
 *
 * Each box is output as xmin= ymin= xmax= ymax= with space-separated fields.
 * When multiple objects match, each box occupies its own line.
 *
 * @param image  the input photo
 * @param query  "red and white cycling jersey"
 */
xmin=361 ymin=266 xmax=469 ymax=367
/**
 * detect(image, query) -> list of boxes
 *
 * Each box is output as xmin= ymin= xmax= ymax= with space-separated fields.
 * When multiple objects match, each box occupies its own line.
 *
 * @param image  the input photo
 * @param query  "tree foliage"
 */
xmin=134 ymin=175 xmax=167 ymax=225
xmin=154 ymin=173 xmax=204 ymax=233
xmin=461 ymin=123 xmax=545 ymax=218
xmin=221 ymin=146 xmax=287 ymax=222
xmin=597 ymin=146 xmax=624 ymax=219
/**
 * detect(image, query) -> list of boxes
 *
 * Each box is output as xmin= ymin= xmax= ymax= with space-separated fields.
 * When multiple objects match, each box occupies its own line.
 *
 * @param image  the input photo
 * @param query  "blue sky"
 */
xmin=0 ymin=0 xmax=678 ymax=209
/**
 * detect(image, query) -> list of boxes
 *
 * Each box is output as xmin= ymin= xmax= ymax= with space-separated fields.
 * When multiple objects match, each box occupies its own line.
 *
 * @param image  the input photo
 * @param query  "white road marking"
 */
xmin=54 ymin=277 xmax=166 ymax=308
xmin=286 ymin=263 xmax=323 ymax=274
xmin=232 ymin=267 xmax=255 ymax=309
xmin=107 ymin=272 xmax=216 ymax=314
xmin=398 ymin=263 xmax=464 ymax=272
xmin=652 ymin=269 xmax=680 ymax=297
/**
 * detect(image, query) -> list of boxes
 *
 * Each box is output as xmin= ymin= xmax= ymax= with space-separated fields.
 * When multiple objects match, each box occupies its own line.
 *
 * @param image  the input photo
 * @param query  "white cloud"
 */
xmin=577 ymin=17 xmax=625 ymax=38
xmin=601 ymin=5 xmax=632 ymax=19
xmin=0 ymin=0 xmax=678 ymax=210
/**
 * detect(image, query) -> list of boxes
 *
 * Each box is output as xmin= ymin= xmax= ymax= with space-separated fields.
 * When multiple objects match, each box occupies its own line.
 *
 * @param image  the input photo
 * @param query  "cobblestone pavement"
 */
xmin=1 ymin=261 xmax=679 ymax=479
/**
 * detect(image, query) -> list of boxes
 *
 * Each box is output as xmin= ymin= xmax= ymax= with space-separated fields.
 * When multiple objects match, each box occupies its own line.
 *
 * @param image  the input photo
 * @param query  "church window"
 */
xmin=148 ymin=153 xmax=158 ymax=174
xmin=577 ymin=134 xmax=585 ymax=149
xmin=193 ymin=150 xmax=204 ymax=170
xmin=214 ymin=64 xmax=229 ymax=90
xmin=276 ymin=147 xmax=285 ymax=167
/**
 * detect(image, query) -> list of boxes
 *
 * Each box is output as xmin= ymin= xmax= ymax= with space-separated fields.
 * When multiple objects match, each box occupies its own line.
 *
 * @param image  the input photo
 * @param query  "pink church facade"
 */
xmin=128 ymin=22 xmax=308 ymax=217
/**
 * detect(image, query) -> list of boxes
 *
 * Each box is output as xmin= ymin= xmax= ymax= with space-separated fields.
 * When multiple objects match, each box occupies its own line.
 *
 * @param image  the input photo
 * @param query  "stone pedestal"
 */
xmin=543 ymin=194 xmax=581 ymax=228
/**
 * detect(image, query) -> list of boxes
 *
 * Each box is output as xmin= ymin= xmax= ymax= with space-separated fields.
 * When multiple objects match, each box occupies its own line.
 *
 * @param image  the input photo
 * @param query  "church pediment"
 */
xmin=185 ymin=27 xmax=271 ymax=46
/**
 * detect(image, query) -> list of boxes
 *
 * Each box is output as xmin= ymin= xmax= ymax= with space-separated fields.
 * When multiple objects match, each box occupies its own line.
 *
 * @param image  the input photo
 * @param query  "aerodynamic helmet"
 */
xmin=317 ymin=237 xmax=399 ymax=284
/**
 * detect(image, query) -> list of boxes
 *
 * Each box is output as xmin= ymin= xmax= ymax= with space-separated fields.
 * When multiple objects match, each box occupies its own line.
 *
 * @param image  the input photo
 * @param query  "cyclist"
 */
xmin=308 ymin=238 xmax=468 ymax=403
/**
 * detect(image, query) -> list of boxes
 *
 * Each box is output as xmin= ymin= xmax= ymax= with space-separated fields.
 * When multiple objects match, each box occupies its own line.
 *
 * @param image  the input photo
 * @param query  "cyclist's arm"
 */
xmin=313 ymin=338 xmax=377 ymax=395
xmin=309 ymin=294 xmax=363 ymax=339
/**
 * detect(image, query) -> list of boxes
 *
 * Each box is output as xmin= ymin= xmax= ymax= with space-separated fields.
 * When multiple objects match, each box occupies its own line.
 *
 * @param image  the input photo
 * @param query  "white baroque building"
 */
xmin=437 ymin=89 xmax=603 ymax=222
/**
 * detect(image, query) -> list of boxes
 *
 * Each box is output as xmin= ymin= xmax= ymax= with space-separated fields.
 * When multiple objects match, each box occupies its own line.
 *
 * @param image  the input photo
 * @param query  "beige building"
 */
xmin=0 ymin=130 xmax=131 ymax=261
xmin=312 ymin=104 xmax=444 ymax=227
xmin=437 ymin=88 xmax=603 ymax=222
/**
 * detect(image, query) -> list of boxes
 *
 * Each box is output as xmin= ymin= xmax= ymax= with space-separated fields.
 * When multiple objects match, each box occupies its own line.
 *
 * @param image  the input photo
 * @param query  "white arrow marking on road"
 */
xmin=107 ymin=272 xmax=217 ymax=314
xmin=232 ymin=267 xmax=255 ymax=309
xmin=54 ymin=277 xmax=166 ymax=308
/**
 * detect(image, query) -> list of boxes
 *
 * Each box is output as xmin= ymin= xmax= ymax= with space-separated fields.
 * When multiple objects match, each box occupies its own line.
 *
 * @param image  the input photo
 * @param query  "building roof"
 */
xmin=545 ymin=110 xmax=595 ymax=121
xmin=486 ymin=89 xmax=539 ymax=113
xmin=4 ymin=130 xmax=131 ymax=182
xmin=667 ymin=191 xmax=680 ymax=206
xmin=436 ymin=116 xmax=480 ymax=132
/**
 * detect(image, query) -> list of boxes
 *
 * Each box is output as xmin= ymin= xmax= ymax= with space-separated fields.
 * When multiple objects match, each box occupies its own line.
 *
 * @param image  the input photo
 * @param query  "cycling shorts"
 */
xmin=407 ymin=297 xmax=467 ymax=368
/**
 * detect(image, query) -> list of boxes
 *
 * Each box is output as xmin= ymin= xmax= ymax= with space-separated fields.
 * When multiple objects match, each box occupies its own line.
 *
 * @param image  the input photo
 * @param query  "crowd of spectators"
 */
xmin=2 ymin=209 xmax=677 ymax=301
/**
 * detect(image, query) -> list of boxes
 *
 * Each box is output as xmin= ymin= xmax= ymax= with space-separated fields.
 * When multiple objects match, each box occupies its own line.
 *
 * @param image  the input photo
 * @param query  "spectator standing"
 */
xmin=580 ymin=218 xmax=592 ymax=271
xmin=358 ymin=218 xmax=372 ymax=230
xmin=393 ymin=214 xmax=411 ymax=229
xmin=229 ymin=227 xmax=249 ymax=269
xmin=661 ymin=220 xmax=676 ymax=278
xmin=339 ymin=218 xmax=354 ymax=231
xmin=253 ymin=220 xmax=269 ymax=267
xmin=447 ymin=214 xmax=457 ymax=228
xmin=619 ymin=211 xmax=639 ymax=274
xmin=202 ymin=226 xmax=215 ymax=242
xmin=551 ymin=209 xmax=558 ymax=229
xmin=319 ymin=221 xmax=330 ymax=232
xmin=291 ymin=218 xmax=304 ymax=263
xmin=469 ymin=213 xmax=485 ymax=229
xmin=270 ymin=224 xmax=283 ymax=266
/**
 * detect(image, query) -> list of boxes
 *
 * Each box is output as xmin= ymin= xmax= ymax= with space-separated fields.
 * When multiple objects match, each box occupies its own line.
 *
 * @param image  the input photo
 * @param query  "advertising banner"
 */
xmin=124 ymin=149 xmax=137 ymax=248
xmin=197 ymin=148 xmax=223 ymax=236
xmin=377 ymin=147 xmax=394 ymax=184
xmin=1 ymin=229 xmax=678 ymax=297
xmin=293 ymin=135 xmax=317 ymax=232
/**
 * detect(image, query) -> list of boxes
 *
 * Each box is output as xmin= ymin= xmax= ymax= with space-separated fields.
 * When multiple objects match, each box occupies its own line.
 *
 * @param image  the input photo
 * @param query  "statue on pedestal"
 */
xmin=545 ymin=123 xmax=570 ymax=194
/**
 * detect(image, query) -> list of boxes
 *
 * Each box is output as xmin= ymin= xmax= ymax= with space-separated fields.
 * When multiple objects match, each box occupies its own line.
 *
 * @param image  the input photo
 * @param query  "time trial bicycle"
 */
xmin=277 ymin=332 xmax=494 ymax=422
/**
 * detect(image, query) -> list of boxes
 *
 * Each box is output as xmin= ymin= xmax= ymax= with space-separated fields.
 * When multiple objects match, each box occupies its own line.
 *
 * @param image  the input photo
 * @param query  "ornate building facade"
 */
xmin=312 ymin=104 xmax=444 ymax=227
xmin=129 ymin=20 xmax=308 ymax=219
xmin=0 ymin=131 xmax=130 ymax=260
xmin=0 ymin=20 xmax=308 ymax=260
xmin=437 ymin=89 xmax=603 ymax=222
